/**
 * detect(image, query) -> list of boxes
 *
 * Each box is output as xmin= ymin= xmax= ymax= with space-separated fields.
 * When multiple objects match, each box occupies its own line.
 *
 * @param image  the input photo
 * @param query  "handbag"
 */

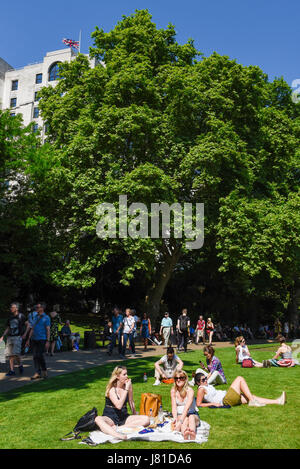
xmin=139 ymin=393 xmax=162 ymax=417
xmin=242 ymin=358 xmax=253 ymax=368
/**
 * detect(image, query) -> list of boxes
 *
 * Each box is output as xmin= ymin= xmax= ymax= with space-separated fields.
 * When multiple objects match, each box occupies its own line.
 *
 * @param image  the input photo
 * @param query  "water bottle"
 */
xmin=158 ymin=405 xmax=164 ymax=423
xmin=149 ymin=408 xmax=154 ymax=425
xmin=143 ymin=372 xmax=148 ymax=382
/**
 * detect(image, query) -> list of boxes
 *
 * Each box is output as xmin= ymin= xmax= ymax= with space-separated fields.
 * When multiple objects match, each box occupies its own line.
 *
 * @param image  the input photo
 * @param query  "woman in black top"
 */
xmin=95 ymin=366 xmax=150 ymax=440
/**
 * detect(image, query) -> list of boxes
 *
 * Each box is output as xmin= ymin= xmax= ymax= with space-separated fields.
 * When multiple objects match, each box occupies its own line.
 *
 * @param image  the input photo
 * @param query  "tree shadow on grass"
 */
xmin=0 ymin=353 xmax=200 ymax=404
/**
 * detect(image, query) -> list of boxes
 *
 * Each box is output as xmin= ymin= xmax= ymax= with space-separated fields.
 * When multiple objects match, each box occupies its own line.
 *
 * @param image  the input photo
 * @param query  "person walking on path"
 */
xmin=0 ymin=303 xmax=26 ymax=376
xmin=159 ymin=312 xmax=173 ymax=347
xmin=47 ymin=311 xmax=62 ymax=356
xmin=140 ymin=313 xmax=151 ymax=351
xmin=206 ymin=318 xmax=214 ymax=345
xmin=25 ymin=302 xmax=50 ymax=380
xmin=196 ymin=315 xmax=206 ymax=344
xmin=177 ymin=309 xmax=190 ymax=352
xmin=121 ymin=308 xmax=136 ymax=358
xmin=107 ymin=307 xmax=124 ymax=357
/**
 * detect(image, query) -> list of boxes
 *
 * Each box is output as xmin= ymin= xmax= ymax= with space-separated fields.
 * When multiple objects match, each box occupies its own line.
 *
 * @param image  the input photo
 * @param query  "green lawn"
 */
xmin=0 ymin=343 xmax=299 ymax=449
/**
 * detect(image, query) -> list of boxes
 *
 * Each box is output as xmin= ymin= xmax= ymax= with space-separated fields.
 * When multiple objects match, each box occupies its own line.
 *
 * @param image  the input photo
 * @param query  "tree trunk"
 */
xmin=144 ymin=241 xmax=181 ymax=323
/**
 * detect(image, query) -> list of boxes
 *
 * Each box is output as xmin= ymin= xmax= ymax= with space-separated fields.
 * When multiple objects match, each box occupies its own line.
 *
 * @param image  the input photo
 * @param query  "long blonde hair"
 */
xmin=234 ymin=336 xmax=245 ymax=348
xmin=172 ymin=370 xmax=189 ymax=398
xmin=105 ymin=366 xmax=127 ymax=397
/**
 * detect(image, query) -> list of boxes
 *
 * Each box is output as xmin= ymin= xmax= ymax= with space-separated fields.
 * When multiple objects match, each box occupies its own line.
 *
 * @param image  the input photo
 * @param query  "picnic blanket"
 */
xmin=80 ymin=419 xmax=210 ymax=446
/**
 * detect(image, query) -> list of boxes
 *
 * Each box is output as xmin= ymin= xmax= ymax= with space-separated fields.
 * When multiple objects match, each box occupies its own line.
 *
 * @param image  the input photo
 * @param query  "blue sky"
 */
xmin=1 ymin=0 xmax=299 ymax=87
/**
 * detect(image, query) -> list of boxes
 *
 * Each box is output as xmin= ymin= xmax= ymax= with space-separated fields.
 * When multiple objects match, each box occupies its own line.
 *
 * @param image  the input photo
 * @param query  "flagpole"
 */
xmin=79 ymin=30 xmax=82 ymax=53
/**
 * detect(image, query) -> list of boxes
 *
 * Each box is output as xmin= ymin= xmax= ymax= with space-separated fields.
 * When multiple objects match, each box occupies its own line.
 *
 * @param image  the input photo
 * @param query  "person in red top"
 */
xmin=196 ymin=315 xmax=206 ymax=344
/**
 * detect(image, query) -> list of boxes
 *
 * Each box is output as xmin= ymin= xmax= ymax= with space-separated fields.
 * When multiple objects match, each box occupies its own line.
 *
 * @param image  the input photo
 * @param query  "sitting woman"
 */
xmin=235 ymin=336 xmax=263 ymax=367
xmin=266 ymin=335 xmax=296 ymax=367
xmin=189 ymin=345 xmax=227 ymax=386
xmin=94 ymin=366 xmax=150 ymax=440
xmin=171 ymin=370 xmax=200 ymax=440
xmin=195 ymin=373 xmax=286 ymax=408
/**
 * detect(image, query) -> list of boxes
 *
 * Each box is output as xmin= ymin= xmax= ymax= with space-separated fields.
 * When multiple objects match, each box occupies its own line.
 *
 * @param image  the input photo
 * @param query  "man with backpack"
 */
xmin=0 ymin=302 xmax=26 ymax=376
xmin=177 ymin=308 xmax=190 ymax=352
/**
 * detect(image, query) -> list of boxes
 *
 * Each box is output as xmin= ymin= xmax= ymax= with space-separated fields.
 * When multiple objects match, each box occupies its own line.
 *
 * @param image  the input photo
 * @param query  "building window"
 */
xmin=48 ymin=62 xmax=61 ymax=81
xmin=35 ymin=73 xmax=43 ymax=84
xmin=33 ymin=107 xmax=39 ymax=118
xmin=10 ymin=112 xmax=16 ymax=117
xmin=34 ymin=91 xmax=41 ymax=102
xmin=33 ymin=123 xmax=39 ymax=133
xmin=11 ymin=80 xmax=18 ymax=91
xmin=10 ymin=97 xmax=17 ymax=108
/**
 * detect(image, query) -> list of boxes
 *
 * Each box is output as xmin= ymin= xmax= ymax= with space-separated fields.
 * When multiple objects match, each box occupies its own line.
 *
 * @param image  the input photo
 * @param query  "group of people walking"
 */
xmin=107 ymin=307 xmax=214 ymax=357
xmin=0 ymin=302 xmax=79 ymax=380
xmin=158 ymin=310 xmax=215 ymax=351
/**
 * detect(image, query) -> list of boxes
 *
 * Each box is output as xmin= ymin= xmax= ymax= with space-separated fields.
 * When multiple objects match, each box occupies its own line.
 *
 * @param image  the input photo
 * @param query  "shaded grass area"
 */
xmin=0 ymin=344 xmax=299 ymax=449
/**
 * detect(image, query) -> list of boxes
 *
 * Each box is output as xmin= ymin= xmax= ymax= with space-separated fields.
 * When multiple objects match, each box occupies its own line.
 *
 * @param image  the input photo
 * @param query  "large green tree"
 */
xmin=0 ymin=110 xmax=56 ymax=309
xmin=38 ymin=10 xmax=300 ymax=321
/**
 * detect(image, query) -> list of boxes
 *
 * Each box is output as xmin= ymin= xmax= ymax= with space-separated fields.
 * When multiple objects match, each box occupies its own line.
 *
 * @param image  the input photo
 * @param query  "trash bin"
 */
xmin=84 ymin=331 xmax=96 ymax=349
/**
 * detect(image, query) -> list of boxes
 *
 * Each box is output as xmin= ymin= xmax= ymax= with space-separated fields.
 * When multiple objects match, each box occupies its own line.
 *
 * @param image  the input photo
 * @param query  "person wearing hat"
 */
xmin=159 ymin=312 xmax=173 ymax=347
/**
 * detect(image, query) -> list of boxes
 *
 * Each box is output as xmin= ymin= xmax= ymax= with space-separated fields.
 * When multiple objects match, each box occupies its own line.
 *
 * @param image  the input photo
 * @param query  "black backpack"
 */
xmin=61 ymin=407 xmax=98 ymax=441
xmin=179 ymin=315 xmax=189 ymax=331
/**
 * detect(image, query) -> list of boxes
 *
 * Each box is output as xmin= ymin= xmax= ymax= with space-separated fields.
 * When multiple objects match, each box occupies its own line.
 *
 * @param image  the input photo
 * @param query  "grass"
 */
xmin=0 ymin=343 xmax=299 ymax=449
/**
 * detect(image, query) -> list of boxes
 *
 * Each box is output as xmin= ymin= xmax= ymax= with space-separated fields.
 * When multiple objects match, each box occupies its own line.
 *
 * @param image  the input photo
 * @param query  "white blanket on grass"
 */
xmin=83 ymin=419 xmax=210 ymax=445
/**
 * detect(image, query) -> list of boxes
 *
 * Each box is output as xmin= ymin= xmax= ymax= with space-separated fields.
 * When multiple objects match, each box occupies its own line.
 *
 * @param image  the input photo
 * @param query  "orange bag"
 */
xmin=162 ymin=378 xmax=174 ymax=384
xmin=139 ymin=393 xmax=162 ymax=417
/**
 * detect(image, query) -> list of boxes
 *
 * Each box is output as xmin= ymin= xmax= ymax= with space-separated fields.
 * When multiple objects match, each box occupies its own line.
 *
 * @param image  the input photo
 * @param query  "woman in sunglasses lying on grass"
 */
xmin=195 ymin=373 xmax=286 ymax=408
xmin=170 ymin=370 xmax=200 ymax=440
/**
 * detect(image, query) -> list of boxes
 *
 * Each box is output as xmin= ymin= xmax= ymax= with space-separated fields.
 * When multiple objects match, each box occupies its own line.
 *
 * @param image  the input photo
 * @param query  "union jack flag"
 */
xmin=62 ymin=38 xmax=79 ymax=49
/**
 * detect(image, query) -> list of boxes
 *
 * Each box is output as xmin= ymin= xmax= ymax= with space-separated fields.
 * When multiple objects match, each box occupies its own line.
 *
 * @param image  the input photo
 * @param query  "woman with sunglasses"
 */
xmin=235 ymin=336 xmax=263 ymax=367
xmin=94 ymin=366 xmax=150 ymax=440
xmin=171 ymin=370 xmax=200 ymax=440
xmin=195 ymin=373 xmax=286 ymax=407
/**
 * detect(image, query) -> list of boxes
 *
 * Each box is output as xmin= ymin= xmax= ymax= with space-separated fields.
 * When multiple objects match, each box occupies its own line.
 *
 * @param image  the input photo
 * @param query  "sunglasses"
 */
xmin=174 ymin=376 xmax=186 ymax=381
xmin=200 ymin=377 xmax=207 ymax=383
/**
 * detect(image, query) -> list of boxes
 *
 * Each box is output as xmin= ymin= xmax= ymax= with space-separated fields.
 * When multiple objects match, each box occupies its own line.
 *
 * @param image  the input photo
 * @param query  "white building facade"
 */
xmin=0 ymin=48 xmax=98 ymax=139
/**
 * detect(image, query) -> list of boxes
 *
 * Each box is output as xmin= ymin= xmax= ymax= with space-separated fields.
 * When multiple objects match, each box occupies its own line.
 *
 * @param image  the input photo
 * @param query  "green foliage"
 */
xmin=0 ymin=110 xmax=59 ymax=308
xmin=34 ymin=10 xmax=300 ymax=318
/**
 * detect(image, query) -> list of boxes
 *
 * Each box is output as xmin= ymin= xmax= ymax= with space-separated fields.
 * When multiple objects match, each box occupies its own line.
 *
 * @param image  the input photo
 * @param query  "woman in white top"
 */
xmin=195 ymin=373 xmax=286 ymax=407
xmin=171 ymin=370 xmax=200 ymax=440
xmin=235 ymin=336 xmax=263 ymax=367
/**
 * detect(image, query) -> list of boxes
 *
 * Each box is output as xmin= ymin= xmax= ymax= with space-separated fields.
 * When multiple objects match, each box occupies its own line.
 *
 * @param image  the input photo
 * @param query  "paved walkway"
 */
xmin=0 ymin=340 xmax=248 ymax=394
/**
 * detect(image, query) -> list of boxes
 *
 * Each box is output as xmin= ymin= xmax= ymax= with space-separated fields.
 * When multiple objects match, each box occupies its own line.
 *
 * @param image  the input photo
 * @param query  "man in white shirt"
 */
xmin=159 ymin=312 xmax=173 ymax=347
xmin=121 ymin=308 xmax=136 ymax=358
xmin=153 ymin=347 xmax=183 ymax=385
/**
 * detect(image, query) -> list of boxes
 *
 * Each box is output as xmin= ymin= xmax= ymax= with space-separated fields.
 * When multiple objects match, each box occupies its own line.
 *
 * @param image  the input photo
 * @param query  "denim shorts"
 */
xmin=5 ymin=336 xmax=22 ymax=356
